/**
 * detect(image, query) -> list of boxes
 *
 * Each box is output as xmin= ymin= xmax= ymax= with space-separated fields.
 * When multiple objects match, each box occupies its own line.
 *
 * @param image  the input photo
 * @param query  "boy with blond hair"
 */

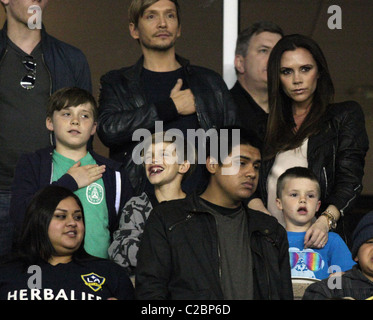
xmin=109 ymin=131 xmax=195 ymax=275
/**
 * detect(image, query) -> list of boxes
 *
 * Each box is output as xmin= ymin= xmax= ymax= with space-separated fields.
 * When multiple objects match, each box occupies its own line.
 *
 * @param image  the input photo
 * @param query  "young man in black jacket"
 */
xmin=135 ymin=126 xmax=293 ymax=300
xmin=97 ymin=0 xmax=238 ymax=195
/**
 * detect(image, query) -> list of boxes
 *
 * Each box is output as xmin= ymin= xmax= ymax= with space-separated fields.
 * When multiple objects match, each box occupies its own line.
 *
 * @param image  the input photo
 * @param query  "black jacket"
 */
xmin=230 ymin=81 xmax=268 ymax=146
xmin=0 ymin=23 xmax=92 ymax=93
xmin=135 ymin=192 xmax=293 ymax=300
xmin=303 ymin=264 xmax=373 ymax=300
xmin=97 ymin=55 xmax=238 ymax=193
xmin=258 ymin=101 xmax=369 ymax=241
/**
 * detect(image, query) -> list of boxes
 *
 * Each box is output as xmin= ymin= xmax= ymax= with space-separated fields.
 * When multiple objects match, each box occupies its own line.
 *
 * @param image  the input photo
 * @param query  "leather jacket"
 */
xmin=97 ymin=55 xmax=238 ymax=193
xmin=135 ymin=192 xmax=293 ymax=300
xmin=258 ymin=101 xmax=369 ymax=237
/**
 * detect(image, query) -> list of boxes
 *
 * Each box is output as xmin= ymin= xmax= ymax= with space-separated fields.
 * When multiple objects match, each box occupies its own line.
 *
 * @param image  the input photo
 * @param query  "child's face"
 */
xmin=144 ymin=142 xmax=187 ymax=186
xmin=276 ymin=177 xmax=321 ymax=229
xmin=354 ymin=239 xmax=373 ymax=282
xmin=46 ymin=103 xmax=97 ymax=152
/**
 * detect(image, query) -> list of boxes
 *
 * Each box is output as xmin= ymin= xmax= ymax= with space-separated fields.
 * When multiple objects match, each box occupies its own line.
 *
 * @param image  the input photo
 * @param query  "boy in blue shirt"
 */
xmin=276 ymin=167 xmax=355 ymax=280
xmin=10 ymin=87 xmax=133 ymax=259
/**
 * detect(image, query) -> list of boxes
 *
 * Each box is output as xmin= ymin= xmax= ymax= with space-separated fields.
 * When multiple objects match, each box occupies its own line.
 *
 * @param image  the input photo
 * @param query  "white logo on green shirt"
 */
xmin=86 ymin=183 xmax=104 ymax=205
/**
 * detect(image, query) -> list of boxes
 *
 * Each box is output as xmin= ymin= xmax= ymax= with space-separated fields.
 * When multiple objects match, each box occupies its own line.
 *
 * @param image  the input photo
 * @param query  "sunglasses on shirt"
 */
xmin=289 ymin=251 xmax=323 ymax=272
xmin=20 ymin=55 xmax=36 ymax=90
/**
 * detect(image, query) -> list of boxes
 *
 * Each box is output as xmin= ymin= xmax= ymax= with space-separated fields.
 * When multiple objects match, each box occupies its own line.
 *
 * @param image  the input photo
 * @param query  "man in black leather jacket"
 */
xmin=135 ymin=126 xmax=293 ymax=300
xmin=97 ymin=0 xmax=238 ymax=194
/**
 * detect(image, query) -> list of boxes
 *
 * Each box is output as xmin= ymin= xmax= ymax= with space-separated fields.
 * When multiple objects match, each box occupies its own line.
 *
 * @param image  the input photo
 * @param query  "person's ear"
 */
xmin=316 ymin=200 xmax=321 ymax=212
xmin=276 ymin=198 xmax=283 ymax=211
xmin=129 ymin=23 xmax=139 ymax=40
xmin=178 ymin=161 xmax=190 ymax=174
xmin=90 ymin=122 xmax=97 ymax=136
xmin=206 ymin=156 xmax=219 ymax=174
xmin=46 ymin=117 xmax=54 ymax=131
xmin=234 ymin=55 xmax=245 ymax=74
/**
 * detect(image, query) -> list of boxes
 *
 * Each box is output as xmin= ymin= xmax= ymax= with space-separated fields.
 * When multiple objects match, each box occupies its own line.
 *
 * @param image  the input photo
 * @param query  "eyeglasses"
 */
xmin=289 ymin=251 xmax=323 ymax=271
xmin=20 ymin=55 xmax=37 ymax=90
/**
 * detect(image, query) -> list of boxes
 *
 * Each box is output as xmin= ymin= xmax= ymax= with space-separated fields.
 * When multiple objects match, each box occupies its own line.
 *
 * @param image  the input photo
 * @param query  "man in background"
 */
xmin=231 ymin=21 xmax=283 ymax=143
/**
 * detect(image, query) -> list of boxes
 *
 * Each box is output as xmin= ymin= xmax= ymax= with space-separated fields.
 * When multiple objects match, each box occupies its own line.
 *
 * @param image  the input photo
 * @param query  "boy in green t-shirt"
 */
xmin=10 ymin=87 xmax=133 ymax=258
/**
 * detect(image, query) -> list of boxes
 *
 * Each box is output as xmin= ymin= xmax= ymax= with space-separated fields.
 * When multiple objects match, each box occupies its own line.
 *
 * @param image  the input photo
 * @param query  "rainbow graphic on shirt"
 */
xmin=290 ymin=250 xmax=323 ymax=271
xmin=289 ymin=247 xmax=326 ymax=279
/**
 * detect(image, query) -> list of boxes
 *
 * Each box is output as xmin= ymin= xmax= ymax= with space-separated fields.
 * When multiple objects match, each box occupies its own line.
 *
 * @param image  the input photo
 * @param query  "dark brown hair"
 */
xmin=15 ymin=186 xmax=92 ymax=266
xmin=46 ymin=87 xmax=98 ymax=121
xmin=264 ymin=34 xmax=334 ymax=160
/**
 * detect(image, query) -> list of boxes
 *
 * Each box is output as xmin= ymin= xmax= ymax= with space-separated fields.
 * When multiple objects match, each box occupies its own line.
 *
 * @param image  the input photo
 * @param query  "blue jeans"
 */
xmin=0 ymin=191 xmax=13 ymax=257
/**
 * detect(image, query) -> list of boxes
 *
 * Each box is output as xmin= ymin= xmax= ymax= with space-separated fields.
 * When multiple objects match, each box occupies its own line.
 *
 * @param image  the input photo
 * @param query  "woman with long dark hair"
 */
xmin=250 ymin=34 xmax=369 ymax=248
xmin=0 ymin=186 xmax=134 ymax=300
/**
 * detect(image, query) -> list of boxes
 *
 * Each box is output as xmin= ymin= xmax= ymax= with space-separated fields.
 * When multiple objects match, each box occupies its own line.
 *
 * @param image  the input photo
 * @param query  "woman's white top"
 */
xmin=266 ymin=139 xmax=309 ymax=227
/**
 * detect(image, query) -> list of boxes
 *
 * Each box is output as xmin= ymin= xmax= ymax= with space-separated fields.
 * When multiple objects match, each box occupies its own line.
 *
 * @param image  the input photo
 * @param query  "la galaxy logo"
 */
xmin=86 ymin=183 xmax=104 ymax=205
xmin=81 ymin=273 xmax=106 ymax=292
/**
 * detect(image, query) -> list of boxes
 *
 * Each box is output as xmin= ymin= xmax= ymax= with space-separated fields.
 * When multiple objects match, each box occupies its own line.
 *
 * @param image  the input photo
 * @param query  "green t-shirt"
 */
xmin=52 ymin=150 xmax=110 ymax=258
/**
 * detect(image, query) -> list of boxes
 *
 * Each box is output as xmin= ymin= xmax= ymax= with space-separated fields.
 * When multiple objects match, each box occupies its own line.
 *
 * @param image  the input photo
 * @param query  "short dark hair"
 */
xmin=128 ymin=0 xmax=180 ymax=27
xmin=46 ymin=87 xmax=98 ymax=121
xmin=206 ymin=126 xmax=262 ymax=165
xmin=16 ymin=186 xmax=91 ymax=266
xmin=235 ymin=21 xmax=284 ymax=57
xmin=276 ymin=167 xmax=320 ymax=199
